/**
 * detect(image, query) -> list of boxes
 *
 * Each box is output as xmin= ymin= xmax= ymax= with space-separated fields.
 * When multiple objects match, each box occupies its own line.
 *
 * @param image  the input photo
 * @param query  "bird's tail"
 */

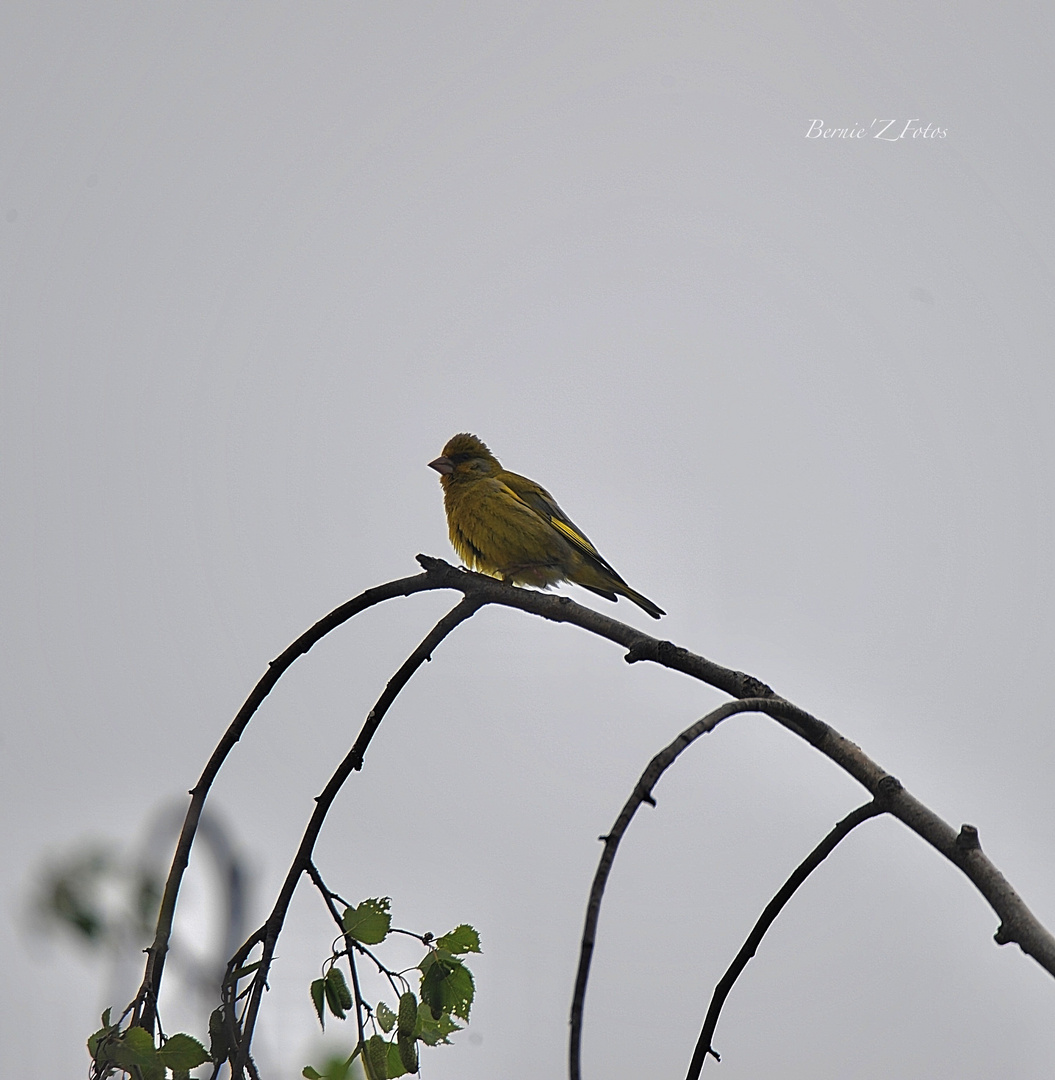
xmin=617 ymin=584 xmax=665 ymax=619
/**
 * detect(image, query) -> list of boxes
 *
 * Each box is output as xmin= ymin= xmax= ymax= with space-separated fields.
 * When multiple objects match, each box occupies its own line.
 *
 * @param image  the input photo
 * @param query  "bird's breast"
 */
xmin=444 ymin=477 xmax=571 ymax=579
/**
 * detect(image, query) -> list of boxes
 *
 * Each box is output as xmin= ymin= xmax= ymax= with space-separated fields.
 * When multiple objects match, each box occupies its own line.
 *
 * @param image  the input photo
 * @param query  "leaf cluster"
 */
xmin=305 ymin=898 xmax=480 ymax=1079
xmin=88 ymin=1009 xmax=210 ymax=1080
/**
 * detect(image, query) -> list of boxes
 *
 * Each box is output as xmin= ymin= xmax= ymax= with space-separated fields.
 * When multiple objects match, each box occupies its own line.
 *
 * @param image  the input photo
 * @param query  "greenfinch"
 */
xmin=428 ymin=433 xmax=665 ymax=619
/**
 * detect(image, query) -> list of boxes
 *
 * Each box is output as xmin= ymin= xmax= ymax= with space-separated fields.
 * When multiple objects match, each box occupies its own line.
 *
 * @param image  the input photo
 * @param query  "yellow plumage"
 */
xmin=428 ymin=434 xmax=665 ymax=619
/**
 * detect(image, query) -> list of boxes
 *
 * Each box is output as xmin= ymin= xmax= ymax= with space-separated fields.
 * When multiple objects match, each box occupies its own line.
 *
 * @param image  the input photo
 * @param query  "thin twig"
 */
xmin=348 ymin=943 xmax=409 ymax=999
xmin=387 ymin=927 xmax=431 ymax=943
xmin=568 ymin=698 xmax=797 ymax=1080
xmin=217 ymin=926 xmax=266 ymax=1077
xmin=306 ymin=862 xmax=368 ymax=1051
xmin=686 ymin=798 xmax=887 ymax=1079
xmin=231 ymin=596 xmax=483 ymax=1075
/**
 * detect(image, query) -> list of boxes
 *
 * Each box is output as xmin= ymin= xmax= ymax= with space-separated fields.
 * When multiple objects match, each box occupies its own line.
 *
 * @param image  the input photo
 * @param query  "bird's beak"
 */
xmin=428 ymin=455 xmax=454 ymax=475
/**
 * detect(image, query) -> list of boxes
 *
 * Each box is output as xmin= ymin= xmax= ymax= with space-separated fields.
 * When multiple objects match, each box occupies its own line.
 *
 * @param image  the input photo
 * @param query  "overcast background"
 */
xmin=3 ymin=4 xmax=1055 ymax=1078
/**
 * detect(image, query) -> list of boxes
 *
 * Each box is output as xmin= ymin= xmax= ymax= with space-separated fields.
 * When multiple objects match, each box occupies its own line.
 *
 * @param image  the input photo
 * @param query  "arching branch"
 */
xmin=412 ymin=557 xmax=1055 ymax=981
xmin=231 ymin=596 xmax=483 ymax=1073
xmin=568 ymin=698 xmax=783 ymax=1080
xmin=135 ymin=569 xmax=441 ymax=1031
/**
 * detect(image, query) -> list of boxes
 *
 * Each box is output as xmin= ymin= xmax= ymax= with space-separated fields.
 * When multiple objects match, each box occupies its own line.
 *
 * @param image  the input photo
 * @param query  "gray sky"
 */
xmin=3 ymin=4 xmax=1054 ymax=1077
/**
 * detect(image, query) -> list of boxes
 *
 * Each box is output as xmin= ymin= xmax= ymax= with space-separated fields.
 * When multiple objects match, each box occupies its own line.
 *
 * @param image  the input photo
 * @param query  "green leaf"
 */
xmin=303 ymin=1054 xmax=359 ymax=1080
xmin=117 ymin=1026 xmax=157 ymax=1063
xmin=445 ymin=962 xmax=475 ymax=1021
xmin=435 ymin=925 xmax=481 ymax=955
xmin=87 ymin=1026 xmax=110 ymax=1059
xmin=311 ymin=978 xmax=327 ymax=1029
xmin=301 ymin=1054 xmax=357 ymax=1080
xmin=158 ymin=1033 xmax=210 ymax=1070
xmin=376 ymin=1001 xmax=397 ymax=1033
xmin=342 ymin=897 xmax=392 ymax=945
xmin=88 ymin=1009 xmax=121 ymax=1060
xmin=419 ymin=956 xmax=475 ymax=1022
xmin=110 ymin=1026 xmax=165 ymax=1080
xmin=413 ymin=1008 xmax=460 ymax=1047
xmin=172 ymin=1072 xmax=190 ymax=1080
xmin=386 ymin=1039 xmax=410 ymax=1078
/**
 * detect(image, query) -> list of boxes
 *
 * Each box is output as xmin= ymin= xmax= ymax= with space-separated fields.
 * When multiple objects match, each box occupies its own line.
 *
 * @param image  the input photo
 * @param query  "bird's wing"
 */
xmin=498 ymin=471 xmax=629 ymax=586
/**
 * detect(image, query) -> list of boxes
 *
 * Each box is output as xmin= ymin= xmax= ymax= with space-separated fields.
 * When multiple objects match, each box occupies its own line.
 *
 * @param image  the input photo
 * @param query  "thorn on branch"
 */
xmin=956 ymin=824 xmax=981 ymax=852
xmin=642 ymin=792 xmax=657 ymax=807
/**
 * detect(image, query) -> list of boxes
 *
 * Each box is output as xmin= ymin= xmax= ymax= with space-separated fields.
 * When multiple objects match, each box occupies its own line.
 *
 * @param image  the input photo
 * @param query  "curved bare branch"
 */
xmin=568 ymin=698 xmax=781 ymax=1080
xmin=134 ymin=569 xmax=438 ymax=1030
xmin=413 ymin=556 xmax=1055 ymax=982
xmin=232 ymin=596 xmax=483 ymax=1073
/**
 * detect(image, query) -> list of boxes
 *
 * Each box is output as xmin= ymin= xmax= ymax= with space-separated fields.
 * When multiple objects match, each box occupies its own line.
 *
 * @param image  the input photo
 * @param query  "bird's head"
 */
xmin=428 ymin=433 xmax=502 ymax=484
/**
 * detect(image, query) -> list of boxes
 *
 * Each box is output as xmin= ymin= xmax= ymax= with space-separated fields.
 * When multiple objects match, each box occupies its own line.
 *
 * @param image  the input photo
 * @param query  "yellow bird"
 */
xmin=428 ymin=433 xmax=665 ymax=618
